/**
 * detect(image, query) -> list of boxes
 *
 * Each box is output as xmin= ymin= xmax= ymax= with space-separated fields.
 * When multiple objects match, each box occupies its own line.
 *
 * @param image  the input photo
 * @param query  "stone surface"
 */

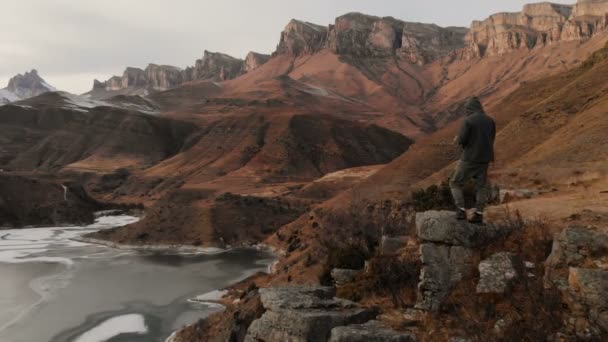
xmin=416 ymin=243 xmax=476 ymax=312
xmin=380 ymin=235 xmax=409 ymax=255
xmin=331 ymin=268 xmax=362 ymax=285
xmin=544 ymin=226 xmax=608 ymax=337
xmin=329 ymin=320 xmax=416 ymax=342
xmin=477 ymin=252 xmax=522 ymax=294
xmin=245 ymin=286 xmax=377 ymax=342
xmin=415 ymin=211 xmax=508 ymax=247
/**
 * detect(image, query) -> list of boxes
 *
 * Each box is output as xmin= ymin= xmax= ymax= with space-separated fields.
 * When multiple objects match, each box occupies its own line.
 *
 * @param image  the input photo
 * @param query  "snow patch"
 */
xmin=74 ymin=314 xmax=147 ymax=342
xmin=189 ymin=290 xmax=227 ymax=303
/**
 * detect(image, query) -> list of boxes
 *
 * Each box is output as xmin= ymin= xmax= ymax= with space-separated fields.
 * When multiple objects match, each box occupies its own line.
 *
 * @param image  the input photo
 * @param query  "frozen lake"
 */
xmin=0 ymin=215 xmax=275 ymax=342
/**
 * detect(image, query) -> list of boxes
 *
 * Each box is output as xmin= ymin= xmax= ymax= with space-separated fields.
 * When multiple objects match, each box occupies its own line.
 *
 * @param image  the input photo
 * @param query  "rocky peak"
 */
xmin=244 ymin=51 xmax=271 ymax=72
xmin=121 ymin=67 xmax=147 ymax=89
xmin=461 ymin=1 xmax=608 ymax=59
xmin=1 ymin=69 xmax=56 ymax=104
xmin=6 ymin=69 xmax=56 ymax=98
xmin=144 ymin=64 xmax=184 ymax=91
xmin=184 ymin=50 xmax=245 ymax=81
xmin=275 ymin=19 xmax=329 ymax=56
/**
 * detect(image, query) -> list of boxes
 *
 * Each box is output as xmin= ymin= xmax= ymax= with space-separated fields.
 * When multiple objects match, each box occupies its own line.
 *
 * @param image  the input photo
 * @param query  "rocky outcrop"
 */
xmin=275 ymin=19 xmax=329 ymax=56
xmin=415 ymin=210 xmax=511 ymax=247
xmin=0 ymin=69 xmax=56 ymax=104
xmin=329 ymin=320 xmax=416 ymax=342
xmin=416 ymin=242 xmax=477 ymax=311
xmin=461 ymin=1 xmax=608 ymax=59
xmin=415 ymin=211 xmax=515 ymax=312
xmin=90 ymin=51 xmax=255 ymax=98
xmin=244 ymin=286 xmax=377 ymax=342
xmin=184 ymin=50 xmax=245 ymax=82
xmin=477 ymin=252 xmax=522 ymax=294
xmin=244 ymin=51 xmax=271 ymax=72
xmin=93 ymin=65 xmax=183 ymax=95
xmin=327 ymin=13 xmax=466 ymax=63
xmin=144 ymin=64 xmax=184 ymax=90
xmin=545 ymin=226 xmax=608 ymax=338
xmin=274 ymin=13 xmax=466 ymax=64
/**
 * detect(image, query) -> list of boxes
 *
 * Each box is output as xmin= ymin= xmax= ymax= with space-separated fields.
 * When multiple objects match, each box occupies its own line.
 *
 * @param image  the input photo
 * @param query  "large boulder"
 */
xmin=544 ymin=226 xmax=608 ymax=337
xmin=329 ymin=320 xmax=416 ymax=342
xmin=477 ymin=252 xmax=522 ymax=294
xmin=416 ymin=243 xmax=477 ymax=312
xmin=414 ymin=211 xmax=517 ymax=312
xmin=245 ymin=286 xmax=377 ymax=342
xmin=415 ymin=211 xmax=509 ymax=247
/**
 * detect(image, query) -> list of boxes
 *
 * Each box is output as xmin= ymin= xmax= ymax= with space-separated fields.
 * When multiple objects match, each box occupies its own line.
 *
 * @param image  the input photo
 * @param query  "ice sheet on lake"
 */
xmin=0 ymin=214 xmax=139 ymax=264
xmin=74 ymin=314 xmax=147 ymax=342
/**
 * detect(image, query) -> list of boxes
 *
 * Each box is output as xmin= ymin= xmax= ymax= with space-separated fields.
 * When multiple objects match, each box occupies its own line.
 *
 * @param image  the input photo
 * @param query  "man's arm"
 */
xmin=456 ymin=120 xmax=470 ymax=147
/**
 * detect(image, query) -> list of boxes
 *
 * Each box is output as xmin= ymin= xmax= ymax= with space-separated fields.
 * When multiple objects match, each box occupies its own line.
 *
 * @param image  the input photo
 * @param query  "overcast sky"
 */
xmin=0 ymin=0 xmax=574 ymax=94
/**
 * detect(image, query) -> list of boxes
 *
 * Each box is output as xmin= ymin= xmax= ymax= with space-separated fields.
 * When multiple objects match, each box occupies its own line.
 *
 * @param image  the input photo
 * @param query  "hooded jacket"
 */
xmin=456 ymin=97 xmax=496 ymax=163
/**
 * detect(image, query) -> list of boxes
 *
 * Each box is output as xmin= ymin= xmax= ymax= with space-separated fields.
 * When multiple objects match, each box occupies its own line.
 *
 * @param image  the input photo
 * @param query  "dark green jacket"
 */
xmin=457 ymin=110 xmax=496 ymax=163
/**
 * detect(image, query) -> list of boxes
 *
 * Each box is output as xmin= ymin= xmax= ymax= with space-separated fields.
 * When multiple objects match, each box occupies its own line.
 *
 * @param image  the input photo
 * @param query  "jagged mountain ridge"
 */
xmin=0 ymin=69 xmax=56 ymax=104
xmin=87 ymin=50 xmax=271 ymax=99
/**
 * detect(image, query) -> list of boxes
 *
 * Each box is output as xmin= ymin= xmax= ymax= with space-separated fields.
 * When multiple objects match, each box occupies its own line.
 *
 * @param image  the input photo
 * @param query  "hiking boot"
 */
xmin=456 ymin=208 xmax=467 ymax=220
xmin=469 ymin=212 xmax=484 ymax=224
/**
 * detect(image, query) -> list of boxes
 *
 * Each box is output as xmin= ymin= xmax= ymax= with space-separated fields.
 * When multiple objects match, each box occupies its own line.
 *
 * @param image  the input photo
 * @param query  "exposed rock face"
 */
xmin=477 ymin=252 xmax=522 ymax=294
xmin=415 ymin=211 xmax=514 ymax=312
xmin=416 ymin=243 xmax=477 ymax=311
xmin=329 ymin=320 xmax=416 ymax=342
xmin=0 ymin=70 xmax=56 ymax=104
xmin=245 ymin=286 xmax=377 ymax=342
xmin=244 ymin=51 xmax=271 ymax=72
xmin=415 ymin=210 xmax=510 ymax=248
xmin=545 ymin=226 xmax=608 ymax=338
xmin=461 ymin=1 xmax=608 ymax=59
xmin=328 ymin=13 xmax=466 ymax=63
xmin=144 ymin=64 xmax=184 ymax=90
xmin=95 ymin=65 xmax=183 ymax=93
xmin=90 ymin=51 xmax=255 ymax=98
xmin=184 ymin=50 xmax=245 ymax=81
xmin=275 ymin=19 xmax=329 ymax=56
xmin=275 ymin=13 xmax=466 ymax=64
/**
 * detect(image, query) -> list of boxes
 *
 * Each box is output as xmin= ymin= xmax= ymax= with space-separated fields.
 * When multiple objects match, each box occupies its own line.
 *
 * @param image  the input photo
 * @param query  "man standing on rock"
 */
xmin=450 ymin=97 xmax=496 ymax=224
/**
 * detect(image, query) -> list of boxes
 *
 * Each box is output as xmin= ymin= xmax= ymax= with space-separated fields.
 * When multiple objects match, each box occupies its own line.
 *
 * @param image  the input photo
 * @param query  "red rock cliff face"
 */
xmin=462 ymin=1 xmax=608 ymax=59
xmin=275 ymin=13 xmax=466 ymax=65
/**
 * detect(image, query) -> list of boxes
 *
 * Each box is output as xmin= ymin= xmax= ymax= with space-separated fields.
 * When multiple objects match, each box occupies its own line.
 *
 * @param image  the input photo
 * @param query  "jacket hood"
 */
xmin=465 ymin=97 xmax=484 ymax=115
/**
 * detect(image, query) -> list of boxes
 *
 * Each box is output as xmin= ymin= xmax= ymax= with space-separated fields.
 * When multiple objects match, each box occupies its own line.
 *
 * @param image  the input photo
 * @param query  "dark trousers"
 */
xmin=449 ymin=161 xmax=489 ymax=212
